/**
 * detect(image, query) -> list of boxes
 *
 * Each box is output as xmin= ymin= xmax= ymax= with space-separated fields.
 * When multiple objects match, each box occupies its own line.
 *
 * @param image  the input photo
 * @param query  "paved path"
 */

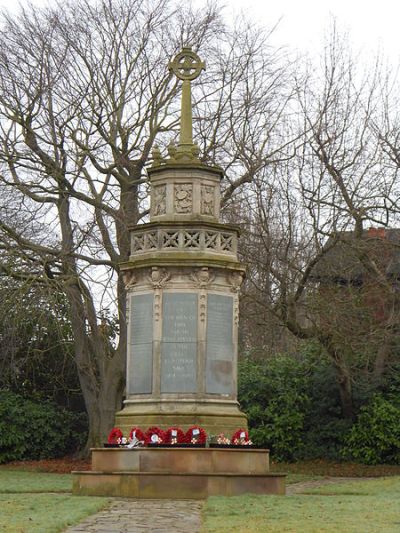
xmin=65 ymin=499 xmax=204 ymax=533
xmin=66 ymin=478 xmax=374 ymax=532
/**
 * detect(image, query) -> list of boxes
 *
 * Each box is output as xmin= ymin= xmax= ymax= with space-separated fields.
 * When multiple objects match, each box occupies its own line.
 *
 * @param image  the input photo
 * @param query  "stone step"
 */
xmin=72 ymin=471 xmax=286 ymax=499
xmin=90 ymin=447 xmax=270 ymax=475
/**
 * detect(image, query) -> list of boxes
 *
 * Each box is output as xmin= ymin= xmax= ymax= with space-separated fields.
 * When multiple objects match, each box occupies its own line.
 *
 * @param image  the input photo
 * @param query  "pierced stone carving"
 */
xmin=220 ymin=233 xmax=234 ymax=251
xmin=131 ymin=228 xmax=237 ymax=255
xmin=205 ymin=231 xmax=218 ymax=248
xmin=174 ymin=183 xmax=193 ymax=213
xmin=201 ymin=184 xmax=215 ymax=216
xmin=153 ymin=184 xmax=166 ymax=216
xmin=146 ymin=232 xmax=158 ymax=249
xmin=132 ymin=233 xmax=146 ymax=251
xmin=132 ymin=231 xmax=158 ymax=252
xmin=183 ymin=231 xmax=201 ymax=248
xmin=161 ymin=231 xmax=180 ymax=248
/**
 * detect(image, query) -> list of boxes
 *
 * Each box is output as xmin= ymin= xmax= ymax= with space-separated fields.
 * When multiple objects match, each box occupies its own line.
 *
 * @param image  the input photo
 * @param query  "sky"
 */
xmin=222 ymin=0 xmax=400 ymax=62
xmin=0 ymin=0 xmax=398 ymax=63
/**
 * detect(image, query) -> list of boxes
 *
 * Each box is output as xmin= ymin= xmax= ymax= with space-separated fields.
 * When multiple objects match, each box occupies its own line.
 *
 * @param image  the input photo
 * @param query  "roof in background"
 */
xmin=310 ymin=228 xmax=400 ymax=282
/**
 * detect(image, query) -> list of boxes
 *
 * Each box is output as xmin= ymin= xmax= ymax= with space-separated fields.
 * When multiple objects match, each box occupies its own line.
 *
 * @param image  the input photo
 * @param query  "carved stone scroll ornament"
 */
xmin=190 ymin=267 xmax=215 ymax=288
xmin=174 ymin=183 xmax=193 ymax=213
xmin=147 ymin=266 xmax=171 ymax=289
xmin=228 ymin=271 xmax=244 ymax=293
xmin=123 ymin=272 xmax=136 ymax=290
xmin=200 ymin=184 xmax=215 ymax=216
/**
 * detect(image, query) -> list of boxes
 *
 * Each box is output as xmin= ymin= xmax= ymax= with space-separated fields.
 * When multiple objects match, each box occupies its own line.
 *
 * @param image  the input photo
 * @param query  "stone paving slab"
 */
xmin=65 ymin=499 xmax=203 ymax=532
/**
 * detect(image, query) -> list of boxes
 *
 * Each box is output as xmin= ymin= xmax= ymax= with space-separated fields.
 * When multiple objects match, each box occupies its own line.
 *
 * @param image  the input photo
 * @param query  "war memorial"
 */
xmin=72 ymin=47 xmax=285 ymax=498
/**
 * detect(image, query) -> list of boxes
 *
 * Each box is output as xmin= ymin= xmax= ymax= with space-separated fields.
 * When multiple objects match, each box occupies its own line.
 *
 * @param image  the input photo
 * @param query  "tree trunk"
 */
xmin=322 ymin=338 xmax=355 ymax=419
xmin=82 ymin=362 xmax=125 ymax=453
xmin=335 ymin=366 xmax=354 ymax=419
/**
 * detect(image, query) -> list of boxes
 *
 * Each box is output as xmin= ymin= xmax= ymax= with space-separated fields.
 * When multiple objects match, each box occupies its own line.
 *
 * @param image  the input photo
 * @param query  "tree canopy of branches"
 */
xmin=240 ymin=29 xmax=400 ymax=418
xmin=0 ymin=0 xmax=293 ymax=449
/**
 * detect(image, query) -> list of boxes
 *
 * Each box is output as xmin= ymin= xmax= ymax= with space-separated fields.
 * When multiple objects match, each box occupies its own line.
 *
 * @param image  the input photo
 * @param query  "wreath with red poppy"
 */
xmin=107 ymin=427 xmax=123 ymax=444
xmin=231 ymin=428 xmax=252 ymax=445
xmin=165 ymin=427 xmax=185 ymax=444
xmin=185 ymin=425 xmax=207 ymax=444
xmin=129 ymin=427 xmax=145 ymax=442
xmin=145 ymin=426 xmax=166 ymax=445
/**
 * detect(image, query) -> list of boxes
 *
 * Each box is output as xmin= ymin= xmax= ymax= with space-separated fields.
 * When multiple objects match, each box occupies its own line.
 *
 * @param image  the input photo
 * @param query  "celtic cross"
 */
xmin=169 ymin=47 xmax=205 ymax=151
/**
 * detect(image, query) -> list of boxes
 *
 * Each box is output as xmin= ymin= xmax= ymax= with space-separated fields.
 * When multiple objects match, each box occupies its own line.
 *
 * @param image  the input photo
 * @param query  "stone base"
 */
xmin=114 ymin=399 xmax=248 ymax=436
xmin=72 ymin=471 xmax=286 ymax=499
xmin=72 ymin=448 xmax=286 ymax=499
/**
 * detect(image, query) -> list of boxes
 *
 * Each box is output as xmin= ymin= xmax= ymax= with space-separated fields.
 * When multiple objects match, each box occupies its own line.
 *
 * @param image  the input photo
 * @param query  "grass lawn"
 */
xmin=0 ymin=470 xmax=109 ymax=532
xmin=202 ymin=477 xmax=400 ymax=533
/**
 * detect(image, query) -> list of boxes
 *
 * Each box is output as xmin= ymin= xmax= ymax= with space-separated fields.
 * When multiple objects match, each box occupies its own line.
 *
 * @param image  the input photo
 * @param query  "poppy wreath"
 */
xmin=107 ymin=427 xmax=123 ymax=444
xmin=231 ymin=428 xmax=252 ymax=445
xmin=165 ymin=427 xmax=185 ymax=445
xmin=185 ymin=425 xmax=207 ymax=444
xmin=145 ymin=426 xmax=166 ymax=445
xmin=129 ymin=427 xmax=145 ymax=442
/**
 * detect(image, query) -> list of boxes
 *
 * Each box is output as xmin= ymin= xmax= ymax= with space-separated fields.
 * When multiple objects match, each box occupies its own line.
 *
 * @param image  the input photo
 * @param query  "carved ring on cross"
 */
xmin=169 ymin=47 xmax=205 ymax=81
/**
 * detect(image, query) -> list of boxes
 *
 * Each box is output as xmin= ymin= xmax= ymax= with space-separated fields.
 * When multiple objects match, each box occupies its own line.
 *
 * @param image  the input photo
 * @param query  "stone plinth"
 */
xmin=72 ymin=448 xmax=286 ymax=499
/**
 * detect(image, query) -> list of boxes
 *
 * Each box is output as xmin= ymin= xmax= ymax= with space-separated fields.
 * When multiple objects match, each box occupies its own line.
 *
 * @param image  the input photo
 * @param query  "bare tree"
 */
xmin=241 ymin=28 xmax=400 ymax=418
xmin=0 ymin=0 xmax=294 ymax=449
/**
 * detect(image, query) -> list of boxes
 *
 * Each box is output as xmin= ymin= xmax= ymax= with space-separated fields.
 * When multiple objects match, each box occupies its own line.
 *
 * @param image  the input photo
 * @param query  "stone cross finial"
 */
xmin=168 ymin=47 xmax=205 ymax=160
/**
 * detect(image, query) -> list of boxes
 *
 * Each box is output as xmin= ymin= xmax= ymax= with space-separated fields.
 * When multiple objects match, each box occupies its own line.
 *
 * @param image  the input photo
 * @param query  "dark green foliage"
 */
xmin=238 ymin=344 xmax=400 ymax=463
xmin=342 ymin=395 xmax=400 ymax=465
xmin=238 ymin=346 xmax=351 ymax=461
xmin=0 ymin=391 xmax=87 ymax=463
xmin=0 ymin=279 xmax=84 ymax=411
xmin=238 ymin=354 xmax=312 ymax=461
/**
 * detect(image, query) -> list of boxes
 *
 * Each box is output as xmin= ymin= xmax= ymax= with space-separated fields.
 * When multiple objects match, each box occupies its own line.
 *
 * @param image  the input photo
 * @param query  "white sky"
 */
xmin=0 ymin=0 xmax=398 ymax=62
xmin=222 ymin=0 xmax=400 ymax=61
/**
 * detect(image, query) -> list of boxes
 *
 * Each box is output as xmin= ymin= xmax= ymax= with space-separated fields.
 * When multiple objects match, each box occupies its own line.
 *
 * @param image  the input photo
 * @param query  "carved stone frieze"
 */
xmin=200 ymin=184 xmax=215 ymax=216
xmin=131 ymin=228 xmax=236 ymax=255
xmin=174 ymin=183 xmax=193 ymax=213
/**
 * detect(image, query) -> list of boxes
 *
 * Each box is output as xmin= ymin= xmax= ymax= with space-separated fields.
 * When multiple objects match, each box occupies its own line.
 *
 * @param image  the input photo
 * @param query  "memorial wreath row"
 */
xmin=107 ymin=426 xmax=252 ymax=447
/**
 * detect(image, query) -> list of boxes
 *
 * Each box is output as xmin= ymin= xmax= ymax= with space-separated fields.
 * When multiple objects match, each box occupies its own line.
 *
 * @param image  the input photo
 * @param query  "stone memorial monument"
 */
xmin=72 ymin=48 xmax=286 ymax=498
xmin=114 ymin=47 xmax=247 ymax=435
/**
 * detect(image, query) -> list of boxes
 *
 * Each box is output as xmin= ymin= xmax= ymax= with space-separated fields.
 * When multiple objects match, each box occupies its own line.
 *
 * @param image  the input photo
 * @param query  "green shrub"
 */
xmin=239 ymin=354 xmax=312 ymax=461
xmin=238 ymin=346 xmax=349 ymax=461
xmin=342 ymin=395 xmax=400 ymax=464
xmin=0 ymin=390 xmax=87 ymax=463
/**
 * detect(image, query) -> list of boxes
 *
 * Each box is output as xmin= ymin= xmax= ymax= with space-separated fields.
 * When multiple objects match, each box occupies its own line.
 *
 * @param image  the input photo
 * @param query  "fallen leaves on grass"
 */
xmin=0 ymin=457 xmax=91 ymax=474
xmin=272 ymin=459 xmax=400 ymax=478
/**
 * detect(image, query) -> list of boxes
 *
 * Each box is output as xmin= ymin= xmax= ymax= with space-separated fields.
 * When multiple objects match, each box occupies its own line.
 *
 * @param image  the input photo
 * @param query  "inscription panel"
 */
xmin=206 ymin=294 xmax=234 ymax=395
xmin=128 ymin=294 xmax=153 ymax=394
xmin=161 ymin=293 xmax=197 ymax=392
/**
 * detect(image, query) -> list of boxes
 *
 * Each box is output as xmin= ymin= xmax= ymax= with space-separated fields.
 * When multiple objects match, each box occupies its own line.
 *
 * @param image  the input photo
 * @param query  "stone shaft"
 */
xmin=180 ymin=80 xmax=193 ymax=147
